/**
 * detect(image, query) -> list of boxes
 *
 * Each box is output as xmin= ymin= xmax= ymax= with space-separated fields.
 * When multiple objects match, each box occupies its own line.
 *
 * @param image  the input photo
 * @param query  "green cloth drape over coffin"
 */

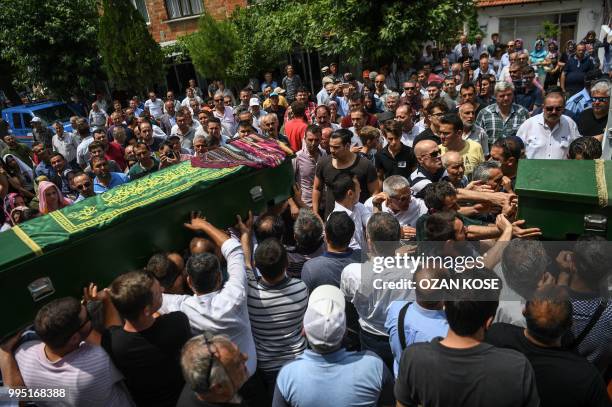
xmin=516 ymin=159 xmax=612 ymax=240
xmin=0 ymin=158 xmax=294 ymax=339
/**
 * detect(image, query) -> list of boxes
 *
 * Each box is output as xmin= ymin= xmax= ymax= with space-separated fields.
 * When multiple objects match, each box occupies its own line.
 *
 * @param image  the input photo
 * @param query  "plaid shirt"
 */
xmin=475 ymin=103 xmax=529 ymax=144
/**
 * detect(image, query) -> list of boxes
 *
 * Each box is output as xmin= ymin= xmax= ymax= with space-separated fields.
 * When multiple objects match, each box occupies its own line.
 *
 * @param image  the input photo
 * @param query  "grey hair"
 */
xmin=181 ymin=334 xmax=233 ymax=396
xmin=472 ymin=161 xmax=501 ymax=182
xmin=382 ymin=175 xmax=410 ymax=198
xmin=441 ymin=151 xmax=462 ymax=168
xmin=501 ymin=239 xmax=550 ymax=299
xmin=193 ymin=134 xmax=207 ymax=144
xmin=387 ymin=92 xmax=400 ymax=99
xmin=293 ymin=209 xmax=323 ymax=251
xmin=494 ymin=81 xmax=514 ymax=93
xmin=262 ymin=113 xmax=278 ymax=123
xmin=591 ymin=80 xmax=610 ymax=95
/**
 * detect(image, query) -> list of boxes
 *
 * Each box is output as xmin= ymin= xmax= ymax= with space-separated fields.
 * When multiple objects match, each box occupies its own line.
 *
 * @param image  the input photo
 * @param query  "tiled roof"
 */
xmin=477 ymin=0 xmax=552 ymax=7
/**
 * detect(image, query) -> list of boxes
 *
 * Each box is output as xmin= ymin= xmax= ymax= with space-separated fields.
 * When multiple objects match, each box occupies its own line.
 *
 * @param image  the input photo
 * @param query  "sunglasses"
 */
xmin=425 ymin=149 xmax=441 ymax=158
xmin=76 ymin=182 xmax=92 ymax=190
xmin=544 ymin=106 xmax=564 ymax=112
xmin=592 ymin=97 xmax=609 ymax=103
xmin=214 ymin=99 xmax=223 ymax=102
xmin=404 ymin=87 xmax=416 ymax=90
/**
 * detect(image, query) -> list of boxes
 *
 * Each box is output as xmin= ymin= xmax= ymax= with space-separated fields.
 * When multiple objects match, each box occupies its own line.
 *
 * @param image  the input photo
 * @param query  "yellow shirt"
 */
xmin=263 ymin=95 xmax=288 ymax=109
xmin=440 ymin=139 xmax=484 ymax=176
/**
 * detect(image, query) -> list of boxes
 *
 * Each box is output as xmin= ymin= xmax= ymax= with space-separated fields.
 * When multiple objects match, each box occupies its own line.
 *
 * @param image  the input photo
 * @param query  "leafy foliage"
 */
xmin=180 ymin=13 xmax=241 ymax=85
xmin=98 ymin=0 xmax=164 ymax=93
xmin=0 ymin=0 xmax=104 ymax=98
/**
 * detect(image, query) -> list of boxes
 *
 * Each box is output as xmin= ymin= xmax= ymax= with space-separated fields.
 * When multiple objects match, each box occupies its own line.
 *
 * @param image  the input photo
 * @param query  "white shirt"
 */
xmin=348 ymin=127 xmax=363 ymax=147
xmin=463 ymin=124 xmax=490 ymax=156
xmin=52 ymin=132 xmax=80 ymax=163
xmin=181 ymin=96 xmax=203 ymax=108
xmin=159 ymin=239 xmax=257 ymax=376
xmin=517 ymin=113 xmax=581 ymax=159
xmin=364 ymin=196 xmax=428 ymax=227
xmin=144 ymin=98 xmax=164 ymax=118
xmin=214 ymin=106 xmax=237 ymax=136
xmin=76 ymin=136 xmax=94 ymax=168
xmin=400 ymin=126 xmax=421 ymax=147
xmin=331 ymin=201 xmax=372 ymax=251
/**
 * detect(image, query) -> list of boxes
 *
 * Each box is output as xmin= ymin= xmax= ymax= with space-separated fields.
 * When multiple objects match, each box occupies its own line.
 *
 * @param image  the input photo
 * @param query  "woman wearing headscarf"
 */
xmin=1 ymin=206 xmax=34 ymax=232
xmin=514 ymin=38 xmax=524 ymax=53
xmin=2 ymin=154 xmax=35 ymax=199
xmin=543 ymin=40 xmax=562 ymax=90
xmin=582 ymin=30 xmax=603 ymax=64
xmin=37 ymin=180 xmax=73 ymax=215
xmin=530 ymin=40 xmax=548 ymax=82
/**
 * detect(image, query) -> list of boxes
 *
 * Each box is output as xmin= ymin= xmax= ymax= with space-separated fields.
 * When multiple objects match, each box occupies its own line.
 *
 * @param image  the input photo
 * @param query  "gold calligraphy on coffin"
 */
xmin=48 ymin=163 xmax=242 ymax=234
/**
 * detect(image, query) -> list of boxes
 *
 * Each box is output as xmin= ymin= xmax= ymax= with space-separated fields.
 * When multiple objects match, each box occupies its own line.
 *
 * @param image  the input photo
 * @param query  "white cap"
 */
xmin=30 ymin=116 xmax=41 ymax=123
xmin=303 ymin=285 xmax=346 ymax=348
xmin=249 ymin=97 xmax=260 ymax=107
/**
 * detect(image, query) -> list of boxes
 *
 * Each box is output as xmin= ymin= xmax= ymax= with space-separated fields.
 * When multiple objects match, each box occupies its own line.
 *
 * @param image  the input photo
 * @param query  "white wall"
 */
xmin=477 ymin=0 xmax=604 ymax=44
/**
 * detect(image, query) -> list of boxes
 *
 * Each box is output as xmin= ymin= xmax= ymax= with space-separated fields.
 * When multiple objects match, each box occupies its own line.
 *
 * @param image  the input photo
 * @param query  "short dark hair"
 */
xmin=186 ymin=253 xmax=221 ymax=293
xmin=296 ymin=86 xmax=308 ymax=94
xmin=444 ymin=297 xmax=499 ymax=336
xmin=147 ymin=253 xmax=179 ymax=289
xmin=426 ymin=99 xmax=449 ymax=115
xmin=254 ymin=214 xmax=285 ymax=242
xmin=573 ymin=235 xmax=611 ymax=290
xmin=349 ymin=93 xmax=364 ymax=103
xmin=423 ymin=181 xmax=456 ymax=211
xmin=525 ymin=285 xmax=573 ymax=345
xmin=439 ymin=113 xmax=463 ymax=132
xmin=293 ymin=209 xmax=323 ymax=252
xmin=427 ymin=81 xmax=442 ymax=89
xmin=331 ymin=172 xmax=356 ymax=202
xmin=109 ymin=270 xmax=156 ymax=321
xmin=49 ymin=152 xmax=65 ymax=162
xmin=425 ymin=211 xmax=459 ymax=241
xmin=501 ymin=239 xmax=550 ymax=299
xmin=330 ymin=128 xmax=352 ymax=145
xmin=325 ymin=211 xmax=355 ymax=249
xmin=366 ymin=212 xmax=400 ymax=256
xmin=88 ymin=141 xmax=105 ymax=152
xmin=382 ymin=120 xmax=402 ymax=138
xmin=492 ymin=136 xmax=522 ymax=161
xmin=460 ymin=82 xmax=476 ymax=93
xmin=207 ymin=117 xmax=221 ymax=125
xmin=291 ymin=102 xmax=306 ymax=118
xmin=254 ymin=238 xmax=287 ymax=280
xmin=34 ymin=297 xmax=82 ymax=349
xmin=568 ymin=137 xmax=602 ymax=159
xmin=305 ymin=124 xmax=321 ymax=137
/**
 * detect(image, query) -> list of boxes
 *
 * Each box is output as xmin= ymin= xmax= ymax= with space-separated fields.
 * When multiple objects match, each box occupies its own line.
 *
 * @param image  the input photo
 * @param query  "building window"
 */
xmin=499 ymin=12 xmax=578 ymax=50
xmin=165 ymin=0 xmax=204 ymax=19
xmin=131 ymin=0 xmax=150 ymax=23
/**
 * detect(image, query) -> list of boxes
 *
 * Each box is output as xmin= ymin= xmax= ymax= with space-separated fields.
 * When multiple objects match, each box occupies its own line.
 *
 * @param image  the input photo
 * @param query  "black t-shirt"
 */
xmin=315 ymin=154 xmax=377 ymax=217
xmin=176 ymin=383 xmax=246 ymax=407
xmin=375 ymin=144 xmax=416 ymax=180
xmin=577 ymin=108 xmax=607 ymax=138
xmin=413 ymin=128 xmax=441 ymax=147
xmin=101 ymin=312 xmax=192 ymax=407
xmin=485 ymin=323 xmax=609 ymax=407
xmin=394 ymin=337 xmax=540 ymax=407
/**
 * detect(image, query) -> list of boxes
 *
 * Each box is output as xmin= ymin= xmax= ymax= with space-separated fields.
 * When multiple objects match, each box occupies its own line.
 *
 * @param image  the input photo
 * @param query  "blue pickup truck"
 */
xmin=1 ymin=101 xmax=82 ymax=146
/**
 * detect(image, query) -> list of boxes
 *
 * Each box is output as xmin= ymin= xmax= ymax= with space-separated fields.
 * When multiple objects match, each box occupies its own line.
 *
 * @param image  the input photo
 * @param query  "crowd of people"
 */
xmin=0 ymin=31 xmax=611 ymax=407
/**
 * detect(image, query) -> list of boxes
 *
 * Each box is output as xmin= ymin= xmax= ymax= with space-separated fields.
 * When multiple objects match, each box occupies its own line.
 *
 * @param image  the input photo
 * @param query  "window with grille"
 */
xmin=165 ymin=0 xmax=204 ymax=19
xmin=130 ymin=0 xmax=150 ymax=23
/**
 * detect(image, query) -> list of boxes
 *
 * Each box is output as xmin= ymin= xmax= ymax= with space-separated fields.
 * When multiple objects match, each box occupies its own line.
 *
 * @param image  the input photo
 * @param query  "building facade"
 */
xmin=477 ymin=0 xmax=606 ymax=49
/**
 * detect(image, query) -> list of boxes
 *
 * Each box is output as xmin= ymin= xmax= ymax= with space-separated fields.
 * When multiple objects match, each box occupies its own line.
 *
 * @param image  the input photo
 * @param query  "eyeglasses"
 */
xmin=544 ymin=106 xmax=564 ymax=112
xmin=76 ymin=182 xmax=91 ymax=190
xmin=424 ymin=149 xmax=441 ymax=158
xmin=592 ymin=97 xmax=610 ymax=103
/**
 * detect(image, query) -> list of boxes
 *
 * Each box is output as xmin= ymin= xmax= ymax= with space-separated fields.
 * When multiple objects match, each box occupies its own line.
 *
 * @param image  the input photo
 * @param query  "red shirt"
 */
xmin=340 ymin=112 xmax=379 ymax=129
xmin=284 ymin=118 xmax=308 ymax=151
xmin=106 ymin=142 xmax=127 ymax=171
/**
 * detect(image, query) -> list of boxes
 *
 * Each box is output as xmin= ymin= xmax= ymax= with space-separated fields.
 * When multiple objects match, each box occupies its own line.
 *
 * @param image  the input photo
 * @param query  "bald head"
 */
xmin=189 ymin=237 xmax=217 ymax=255
xmin=414 ymin=140 xmax=438 ymax=158
xmin=442 ymin=151 xmax=462 ymax=167
xmin=415 ymin=268 xmax=449 ymax=306
xmin=525 ymin=285 xmax=572 ymax=346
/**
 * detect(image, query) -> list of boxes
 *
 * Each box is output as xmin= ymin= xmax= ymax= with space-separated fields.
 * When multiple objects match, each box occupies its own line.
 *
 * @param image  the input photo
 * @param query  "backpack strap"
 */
xmin=570 ymin=299 xmax=608 ymax=349
xmin=397 ymin=302 xmax=413 ymax=350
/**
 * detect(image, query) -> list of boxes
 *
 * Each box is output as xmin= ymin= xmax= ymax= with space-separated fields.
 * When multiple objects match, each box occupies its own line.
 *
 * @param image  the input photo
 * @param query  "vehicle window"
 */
xmin=23 ymin=114 xmax=32 ymax=129
xmin=33 ymin=105 xmax=79 ymax=126
xmin=11 ymin=113 xmax=23 ymax=129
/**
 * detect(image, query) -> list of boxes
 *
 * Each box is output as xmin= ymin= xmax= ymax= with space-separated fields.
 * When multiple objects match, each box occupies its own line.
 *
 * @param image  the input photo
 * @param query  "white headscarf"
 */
xmin=3 ymin=154 xmax=34 ymax=181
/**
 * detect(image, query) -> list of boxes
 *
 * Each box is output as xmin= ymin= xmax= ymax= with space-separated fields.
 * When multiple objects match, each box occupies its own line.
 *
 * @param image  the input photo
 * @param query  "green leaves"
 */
xmin=0 ymin=0 xmax=103 ymax=98
xmin=98 ymin=0 xmax=164 ymax=93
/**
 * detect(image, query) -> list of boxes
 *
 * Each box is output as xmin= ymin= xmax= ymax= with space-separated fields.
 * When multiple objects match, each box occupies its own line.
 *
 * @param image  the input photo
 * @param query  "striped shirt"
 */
xmin=475 ymin=103 xmax=529 ymax=144
xmin=409 ymin=166 xmax=444 ymax=198
xmin=14 ymin=340 xmax=133 ymax=407
xmin=247 ymin=272 xmax=309 ymax=372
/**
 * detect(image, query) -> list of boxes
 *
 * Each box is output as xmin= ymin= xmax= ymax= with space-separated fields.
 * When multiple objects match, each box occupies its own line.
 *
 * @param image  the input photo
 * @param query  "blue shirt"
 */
xmin=93 ymin=172 xmax=129 ymax=194
xmin=385 ymin=301 xmax=449 ymax=376
xmin=273 ymin=349 xmax=394 ymax=407
xmin=301 ymin=249 xmax=361 ymax=291
xmin=566 ymin=88 xmax=592 ymax=118
xmin=34 ymin=161 xmax=55 ymax=179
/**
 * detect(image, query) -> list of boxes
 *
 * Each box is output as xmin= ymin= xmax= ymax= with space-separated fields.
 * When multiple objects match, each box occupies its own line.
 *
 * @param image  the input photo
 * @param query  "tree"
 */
xmin=98 ymin=0 xmax=165 ymax=93
xmin=180 ymin=13 xmax=241 ymax=85
xmin=0 ymin=0 xmax=104 ymax=99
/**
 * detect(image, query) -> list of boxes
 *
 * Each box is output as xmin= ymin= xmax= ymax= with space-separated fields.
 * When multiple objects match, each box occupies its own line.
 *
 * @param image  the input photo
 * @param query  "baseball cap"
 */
xmin=369 ymin=71 xmax=378 ymax=81
xmin=322 ymin=77 xmax=334 ymax=86
xmin=273 ymin=87 xmax=286 ymax=95
xmin=30 ymin=116 xmax=41 ymax=123
xmin=303 ymin=285 xmax=346 ymax=348
xmin=249 ymin=97 xmax=260 ymax=107
xmin=321 ymin=66 xmax=330 ymax=74
xmin=269 ymin=92 xmax=279 ymax=97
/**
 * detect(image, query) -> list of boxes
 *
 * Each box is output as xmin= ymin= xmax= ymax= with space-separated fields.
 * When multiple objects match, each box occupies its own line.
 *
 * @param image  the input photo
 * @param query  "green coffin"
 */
xmin=516 ymin=159 xmax=612 ymax=240
xmin=0 ymin=159 xmax=294 ymax=339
